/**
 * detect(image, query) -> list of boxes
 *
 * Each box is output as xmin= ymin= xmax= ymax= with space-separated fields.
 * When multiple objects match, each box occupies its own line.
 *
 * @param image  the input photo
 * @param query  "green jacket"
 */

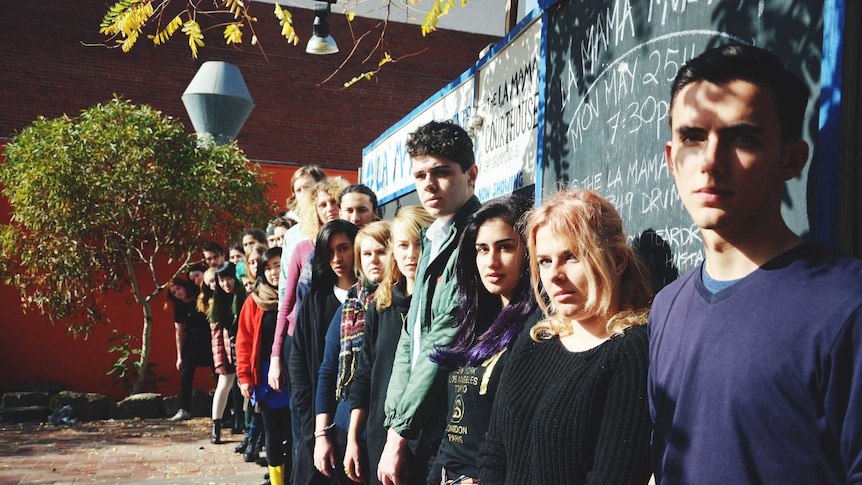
xmin=383 ymin=195 xmax=482 ymax=439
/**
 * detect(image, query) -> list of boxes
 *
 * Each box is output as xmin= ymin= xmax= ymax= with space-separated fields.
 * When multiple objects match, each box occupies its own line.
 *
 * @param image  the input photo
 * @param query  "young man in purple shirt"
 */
xmin=649 ymin=44 xmax=862 ymax=484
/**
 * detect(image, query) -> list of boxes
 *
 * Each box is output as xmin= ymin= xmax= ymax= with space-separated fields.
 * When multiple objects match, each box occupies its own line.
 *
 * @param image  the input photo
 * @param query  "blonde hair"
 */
xmin=244 ymin=243 xmax=268 ymax=282
xmin=526 ymin=189 xmax=653 ymax=341
xmin=298 ymin=176 xmax=350 ymax=240
xmin=197 ymin=267 xmax=217 ymax=315
xmin=376 ymin=206 xmax=434 ymax=310
xmin=354 ymin=221 xmax=392 ymax=281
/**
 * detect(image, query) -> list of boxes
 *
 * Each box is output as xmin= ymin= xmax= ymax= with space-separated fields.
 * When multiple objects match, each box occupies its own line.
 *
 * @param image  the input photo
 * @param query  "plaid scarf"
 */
xmin=335 ymin=284 xmax=375 ymax=400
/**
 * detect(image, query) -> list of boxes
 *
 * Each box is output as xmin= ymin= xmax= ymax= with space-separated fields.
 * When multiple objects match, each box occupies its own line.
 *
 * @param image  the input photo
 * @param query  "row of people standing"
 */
xmin=374 ymin=44 xmax=862 ymax=485
xmin=170 ymin=43 xmax=862 ymax=485
xmin=369 ymin=121 xmax=653 ymax=485
xmin=166 ymin=216 xmax=299 ymax=482
xmin=235 ymin=166 xmax=386 ymax=485
xmin=259 ymin=119 xmax=654 ymax=485
xmin=229 ymin=181 xmax=326 ymax=483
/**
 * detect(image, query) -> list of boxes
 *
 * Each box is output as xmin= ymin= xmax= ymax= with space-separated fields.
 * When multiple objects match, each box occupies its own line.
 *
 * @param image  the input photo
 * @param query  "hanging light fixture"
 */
xmin=306 ymin=2 xmax=339 ymax=55
xmin=181 ymin=61 xmax=254 ymax=145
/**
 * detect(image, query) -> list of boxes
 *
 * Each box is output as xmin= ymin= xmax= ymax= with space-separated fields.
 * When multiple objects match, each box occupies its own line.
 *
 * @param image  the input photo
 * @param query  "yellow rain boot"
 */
xmin=267 ymin=464 xmax=285 ymax=485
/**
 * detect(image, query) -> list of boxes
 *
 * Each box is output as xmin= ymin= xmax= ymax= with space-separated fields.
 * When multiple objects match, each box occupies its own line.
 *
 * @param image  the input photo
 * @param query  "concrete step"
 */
xmin=0 ymin=405 xmax=49 ymax=423
xmin=1 ymin=391 xmax=49 ymax=409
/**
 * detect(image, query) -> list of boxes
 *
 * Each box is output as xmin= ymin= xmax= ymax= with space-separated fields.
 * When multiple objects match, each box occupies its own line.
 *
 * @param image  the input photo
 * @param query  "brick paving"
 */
xmin=0 ymin=418 xmax=269 ymax=484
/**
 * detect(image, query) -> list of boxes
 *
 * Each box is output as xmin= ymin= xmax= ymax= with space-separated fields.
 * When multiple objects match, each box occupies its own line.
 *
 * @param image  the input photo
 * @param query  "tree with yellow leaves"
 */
xmin=98 ymin=0 xmax=465 ymax=85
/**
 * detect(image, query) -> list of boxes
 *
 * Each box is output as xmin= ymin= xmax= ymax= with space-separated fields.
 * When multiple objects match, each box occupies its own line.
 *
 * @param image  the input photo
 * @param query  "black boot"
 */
xmin=211 ymin=419 xmax=222 ymax=444
xmin=232 ymin=412 xmax=244 ymax=434
xmin=234 ymin=431 xmax=250 ymax=453
xmin=244 ymin=426 xmax=261 ymax=462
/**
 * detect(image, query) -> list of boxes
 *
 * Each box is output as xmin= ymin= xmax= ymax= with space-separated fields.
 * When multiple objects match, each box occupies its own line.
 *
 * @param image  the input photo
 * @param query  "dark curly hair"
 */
xmin=406 ymin=120 xmax=475 ymax=171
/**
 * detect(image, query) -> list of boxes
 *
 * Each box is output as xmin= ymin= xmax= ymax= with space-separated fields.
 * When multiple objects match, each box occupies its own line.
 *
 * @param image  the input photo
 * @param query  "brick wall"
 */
xmin=0 ymin=2 xmax=497 ymax=400
xmin=1 ymin=1 xmax=495 ymax=170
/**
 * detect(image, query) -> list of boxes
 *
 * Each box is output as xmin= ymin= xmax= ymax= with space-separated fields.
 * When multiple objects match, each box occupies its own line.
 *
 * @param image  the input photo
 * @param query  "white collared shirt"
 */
xmin=411 ymin=216 xmax=455 ymax=369
xmin=333 ymin=285 xmax=349 ymax=304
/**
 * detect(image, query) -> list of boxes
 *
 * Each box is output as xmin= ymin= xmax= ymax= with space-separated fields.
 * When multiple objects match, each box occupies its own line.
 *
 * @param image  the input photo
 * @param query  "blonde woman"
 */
xmin=344 ymin=206 xmax=434 ymax=484
xmin=314 ymin=220 xmax=392 ymax=483
xmin=270 ymin=176 xmax=350 ymax=392
xmin=478 ymin=189 xmax=654 ymax=484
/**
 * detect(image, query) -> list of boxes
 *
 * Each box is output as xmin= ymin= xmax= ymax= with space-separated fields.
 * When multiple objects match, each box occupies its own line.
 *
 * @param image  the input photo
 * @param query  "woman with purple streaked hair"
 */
xmin=478 ymin=189 xmax=654 ymax=485
xmin=428 ymin=195 xmax=540 ymax=485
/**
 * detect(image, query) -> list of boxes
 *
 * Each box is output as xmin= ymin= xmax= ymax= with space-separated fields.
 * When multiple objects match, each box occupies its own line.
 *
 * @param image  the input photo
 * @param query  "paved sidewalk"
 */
xmin=0 ymin=418 xmax=270 ymax=484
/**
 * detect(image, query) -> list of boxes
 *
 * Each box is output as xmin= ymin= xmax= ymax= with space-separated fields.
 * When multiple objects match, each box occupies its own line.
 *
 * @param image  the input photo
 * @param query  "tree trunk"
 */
xmin=132 ymin=300 xmax=154 ymax=395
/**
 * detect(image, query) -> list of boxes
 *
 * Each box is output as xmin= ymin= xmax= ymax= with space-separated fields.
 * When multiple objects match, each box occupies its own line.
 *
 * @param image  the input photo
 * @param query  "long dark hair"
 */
xmin=311 ymin=219 xmax=359 ymax=290
xmin=211 ymin=261 xmax=247 ymax=330
xmin=431 ymin=196 xmax=537 ymax=370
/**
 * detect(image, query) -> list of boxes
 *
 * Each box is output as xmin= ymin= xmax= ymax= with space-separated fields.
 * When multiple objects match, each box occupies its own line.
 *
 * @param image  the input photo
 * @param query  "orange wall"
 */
xmin=258 ymin=162 xmax=358 ymax=210
xmin=0 ymin=148 xmax=357 ymax=401
xmin=0 ymin=0 xmax=490 ymax=402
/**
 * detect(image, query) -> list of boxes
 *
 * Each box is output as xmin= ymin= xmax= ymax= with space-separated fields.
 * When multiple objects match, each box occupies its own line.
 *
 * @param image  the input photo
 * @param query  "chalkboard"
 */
xmin=541 ymin=0 xmax=824 ymax=285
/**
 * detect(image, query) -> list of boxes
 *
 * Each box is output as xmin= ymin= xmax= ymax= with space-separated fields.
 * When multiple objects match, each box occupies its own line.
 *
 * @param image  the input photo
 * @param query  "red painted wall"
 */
xmin=258 ymin=162 xmax=359 ymax=210
xmin=0 ymin=1 xmax=495 ymax=400
xmin=0 ymin=151 xmax=357 ymax=401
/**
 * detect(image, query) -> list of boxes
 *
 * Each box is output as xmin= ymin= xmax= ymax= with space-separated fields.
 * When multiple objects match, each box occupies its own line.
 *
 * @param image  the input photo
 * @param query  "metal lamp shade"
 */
xmin=306 ymin=34 xmax=339 ymax=55
xmin=182 ymin=61 xmax=254 ymax=144
xmin=306 ymin=3 xmax=339 ymax=55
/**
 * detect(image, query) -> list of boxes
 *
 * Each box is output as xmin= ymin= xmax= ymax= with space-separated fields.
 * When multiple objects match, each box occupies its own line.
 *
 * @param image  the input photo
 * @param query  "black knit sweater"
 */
xmin=289 ymin=286 xmax=343 ymax=485
xmin=477 ymin=325 xmax=652 ymax=485
xmin=349 ymin=282 xmax=411 ymax=485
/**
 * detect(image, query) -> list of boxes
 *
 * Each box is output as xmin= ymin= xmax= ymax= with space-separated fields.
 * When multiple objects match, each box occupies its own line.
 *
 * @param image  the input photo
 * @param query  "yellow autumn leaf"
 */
xmin=151 ymin=14 xmax=182 ymax=45
xmin=182 ymin=19 xmax=204 ymax=59
xmin=121 ymin=30 xmax=139 ymax=52
xmin=274 ymin=3 xmax=299 ymax=46
xmin=224 ymin=23 xmax=243 ymax=44
xmin=224 ymin=0 xmax=242 ymax=18
xmin=421 ymin=0 xmax=457 ymax=36
xmin=378 ymin=52 xmax=393 ymax=67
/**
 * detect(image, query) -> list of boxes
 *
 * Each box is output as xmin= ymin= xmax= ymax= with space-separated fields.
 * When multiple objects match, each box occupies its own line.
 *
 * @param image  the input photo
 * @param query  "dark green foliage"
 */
xmin=107 ymin=329 xmax=165 ymax=393
xmin=0 ymin=97 xmax=275 ymax=393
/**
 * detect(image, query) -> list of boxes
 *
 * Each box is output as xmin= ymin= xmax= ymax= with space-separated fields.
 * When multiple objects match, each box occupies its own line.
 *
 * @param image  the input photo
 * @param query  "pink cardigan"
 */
xmin=271 ymin=239 xmax=314 ymax=358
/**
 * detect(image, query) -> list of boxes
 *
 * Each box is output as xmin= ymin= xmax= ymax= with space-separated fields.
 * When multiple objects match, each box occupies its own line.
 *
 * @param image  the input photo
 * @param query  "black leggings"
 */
xmin=179 ymin=364 xmax=197 ymax=411
xmin=180 ymin=363 xmax=214 ymax=411
xmin=260 ymin=400 xmax=293 ymax=468
xmin=231 ymin=380 xmax=244 ymax=424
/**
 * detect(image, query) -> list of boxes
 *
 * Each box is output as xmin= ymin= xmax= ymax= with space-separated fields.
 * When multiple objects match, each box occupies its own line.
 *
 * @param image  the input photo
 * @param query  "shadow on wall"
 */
xmin=540 ymin=0 xmax=823 ymax=285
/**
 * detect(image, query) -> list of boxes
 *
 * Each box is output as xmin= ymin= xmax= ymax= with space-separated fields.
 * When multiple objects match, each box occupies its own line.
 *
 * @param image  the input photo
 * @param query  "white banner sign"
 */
xmin=361 ymin=77 xmax=475 ymax=203
xmin=474 ymin=16 xmax=542 ymax=201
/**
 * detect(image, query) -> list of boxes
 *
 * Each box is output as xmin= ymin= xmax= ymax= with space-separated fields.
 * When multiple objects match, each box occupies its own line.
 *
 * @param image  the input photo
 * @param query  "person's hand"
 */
xmin=268 ymin=357 xmax=283 ymax=391
xmin=377 ymin=429 xmax=407 ymax=485
xmin=175 ymin=357 xmax=182 ymax=371
xmin=314 ymin=434 xmax=336 ymax=478
xmin=343 ymin=437 xmax=363 ymax=482
xmin=239 ymin=382 xmax=252 ymax=400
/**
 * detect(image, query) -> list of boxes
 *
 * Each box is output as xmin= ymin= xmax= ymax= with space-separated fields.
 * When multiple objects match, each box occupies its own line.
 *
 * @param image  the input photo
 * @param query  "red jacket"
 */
xmin=235 ymin=296 xmax=265 ymax=387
